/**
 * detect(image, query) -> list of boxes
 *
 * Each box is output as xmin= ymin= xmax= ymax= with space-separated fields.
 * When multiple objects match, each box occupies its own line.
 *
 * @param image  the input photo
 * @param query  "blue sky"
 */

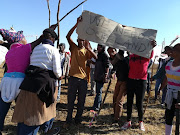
xmin=0 ymin=0 xmax=180 ymax=55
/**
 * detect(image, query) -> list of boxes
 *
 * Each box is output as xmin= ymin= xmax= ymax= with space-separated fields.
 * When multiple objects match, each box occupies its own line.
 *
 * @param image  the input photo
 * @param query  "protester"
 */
xmin=107 ymin=47 xmax=117 ymax=79
xmin=107 ymin=47 xmax=117 ymax=62
xmin=57 ymin=43 xmax=70 ymax=101
xmin=93 ymin=44 xmax=110 ymax=111
xmin=152 ymin=57 xmax=166 ymax=100
xmin=88 ymin=49 xmax=97 ymax=96
xmin=63 ymin=17 xmax=97 ymax=128
xmin=0 ymin=28 xmax=43 ymax=135
xmin=64 ymin=51 xmax=71 ymax=85
xmin=108 ymin=48 xmax=129 ymax=122
xmin=151 ymin=46 xmax=173 ymax=104
xmin=121 ymin=40 xmax=156 ymax=131
xmin=160 ymin=43 xmax=180 ymax=135
xmin=12 ymin=27 xmax=61 ymax=135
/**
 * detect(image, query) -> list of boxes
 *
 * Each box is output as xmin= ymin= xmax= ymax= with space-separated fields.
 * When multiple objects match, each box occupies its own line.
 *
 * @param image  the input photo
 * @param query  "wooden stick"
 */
xmin=46 ymin=0 xmax=51 ymax=27
xmin=56 ymin=0 xmax=87 ymax=24
xmin=57 ymin=0 xmax=61 ymax=47
xmin=169 ymin=36 xmax=179 ymax=46
xmin=175 ymin=90 xmax=180 ymax=135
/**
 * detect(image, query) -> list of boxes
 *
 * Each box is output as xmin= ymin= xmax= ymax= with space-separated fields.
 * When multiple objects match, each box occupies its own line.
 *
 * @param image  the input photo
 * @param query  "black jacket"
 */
xmin=20 ymin=65 xmax=57 ymax=107
xmin=114 ymin=58 xmax=129 ymax=81
xmin=94 ymin=51 xmax=110 ymax=82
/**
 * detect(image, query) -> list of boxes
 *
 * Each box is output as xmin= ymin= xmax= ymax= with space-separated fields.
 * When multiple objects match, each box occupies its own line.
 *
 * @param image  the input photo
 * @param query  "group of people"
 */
xmin=0 ymin=15 xmax=179 ymax=135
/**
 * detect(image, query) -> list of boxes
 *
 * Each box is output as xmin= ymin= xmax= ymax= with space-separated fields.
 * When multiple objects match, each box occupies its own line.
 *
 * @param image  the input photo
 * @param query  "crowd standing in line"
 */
xmin=0 ymin=15 xmax=179 ymax=135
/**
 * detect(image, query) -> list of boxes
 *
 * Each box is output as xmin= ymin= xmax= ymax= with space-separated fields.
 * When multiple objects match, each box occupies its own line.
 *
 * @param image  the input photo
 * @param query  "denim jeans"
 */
xmin=57 ymin=80 xmax=61 ymax=100
xmin=93 ymin=82 xmax=104 ymax=110
xmin=17 ymin=118 xmax=54 ymax=135
xmin=0 ymin=92 xmax=12 ymax=132
xmin=155 ymin=79 xmax=162 ymax=99
xmin=41 ymin=118 xmax=54 ymax=133
xmin=17 ymin=123 xmax=40 ymax=135
xmin=66 ymin=76 xmax=87 ymax=123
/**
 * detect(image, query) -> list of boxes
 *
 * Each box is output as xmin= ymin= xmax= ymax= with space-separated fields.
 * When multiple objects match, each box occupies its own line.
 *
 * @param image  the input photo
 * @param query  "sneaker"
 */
xmin=120 ymin=121 xmax=131 ymax=130
xmin=139 ymin=121 xmax=145 ymax=131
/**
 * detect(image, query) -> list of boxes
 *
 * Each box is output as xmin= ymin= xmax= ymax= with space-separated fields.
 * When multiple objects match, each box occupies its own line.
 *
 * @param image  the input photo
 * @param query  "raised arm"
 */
xmin=66 ymin=17 xmax=82 ymax=49
xmin=30 ymin=35 xmax=44 ymax=51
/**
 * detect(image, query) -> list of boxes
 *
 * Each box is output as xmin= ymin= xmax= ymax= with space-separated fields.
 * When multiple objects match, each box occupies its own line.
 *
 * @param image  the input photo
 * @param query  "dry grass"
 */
xmin=0 ymin=64 xmax=176 ymax=135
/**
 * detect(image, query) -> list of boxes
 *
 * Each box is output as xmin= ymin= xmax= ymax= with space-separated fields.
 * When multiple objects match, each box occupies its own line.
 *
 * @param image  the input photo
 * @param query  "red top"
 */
xmin=128 ymin=51 xmax=154 ymax=80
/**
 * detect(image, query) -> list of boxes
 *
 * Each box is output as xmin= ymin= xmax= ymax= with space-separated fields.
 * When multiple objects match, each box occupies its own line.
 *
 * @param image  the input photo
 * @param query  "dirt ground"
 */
xmin=0 ymin=64 xmax=177 ymax=135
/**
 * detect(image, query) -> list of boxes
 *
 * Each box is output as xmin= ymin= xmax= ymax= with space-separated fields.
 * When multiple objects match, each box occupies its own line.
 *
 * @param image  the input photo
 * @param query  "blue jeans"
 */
xmin=57 ymin=80 xmax=61 ymax=100
xmin=0 ymin=92 xmax=12 ymax=132
xmin=93 ymin=82 xmax=104 ymax=109
xmin=155 ymin=79 xmax=162 ymax=99
xmin=17 ymin=123 xmax=40 ymax=135
xmin=17 ymin=118 xmax=54 ymax=135
xmin=40 ymin=118 xmax=54 ymax=133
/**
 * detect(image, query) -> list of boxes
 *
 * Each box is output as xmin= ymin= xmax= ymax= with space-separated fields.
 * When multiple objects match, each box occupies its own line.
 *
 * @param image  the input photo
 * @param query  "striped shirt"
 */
xmin=165 ymin=60 xmax=180 ymax=90
xmin=165 ymin=60 xmax=180 ymax=109
xmin=30 ymin=44 xmax=61 ymax=78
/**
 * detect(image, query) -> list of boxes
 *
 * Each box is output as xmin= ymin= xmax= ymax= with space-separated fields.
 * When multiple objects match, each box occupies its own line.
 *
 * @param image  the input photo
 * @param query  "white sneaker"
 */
xmin=121 ymin=121 xmax=132 ymax=130
xmin=139 ymin=121 xmax=145 ymax=131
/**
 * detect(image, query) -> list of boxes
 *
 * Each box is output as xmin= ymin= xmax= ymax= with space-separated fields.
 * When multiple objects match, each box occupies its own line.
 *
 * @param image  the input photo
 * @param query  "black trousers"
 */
xmin=165 ymin=98 xmax=177 ymax=125
xmin=66 ymin=76 xmax=87 ymax=123
xmin=127 ymin=79 xmax=146 ymax=121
